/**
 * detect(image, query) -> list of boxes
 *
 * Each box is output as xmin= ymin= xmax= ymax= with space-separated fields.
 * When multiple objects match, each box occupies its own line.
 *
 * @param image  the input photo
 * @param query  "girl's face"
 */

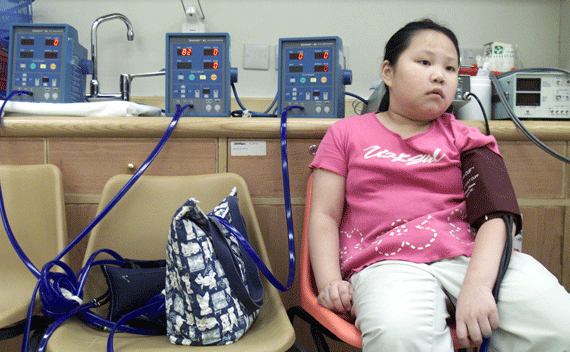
xmin=382 ymin=30 xmax=459 ymax=122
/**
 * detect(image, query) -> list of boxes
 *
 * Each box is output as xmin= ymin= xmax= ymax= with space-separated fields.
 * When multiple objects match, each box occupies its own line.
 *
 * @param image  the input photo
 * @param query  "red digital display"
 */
xmin=177 ymin=62 xmax=192 ymax=69
xmin=177 ymin=48 xmax=192 ymax=56
xmin=204 ymin=61 xmax=219 ymax=69
xmin=44 ymin=52 xmax=59 ymax=59
xmin=45 ymin=38 xmax=59 ymax=46
xmin=289 ymin=52 xmax=303 ymax=60
xmin=314 ymin=51 xmax=329 ymax=59
xmin=204 ymin=48 xmax=219 ymax=56
xmin=20 ymin=51 xmax=33 ymax=58
xmin=314 ymin=64 xmax=329 ymax=72
xmin=516 ymin=93 xmax=540 ymax=107
xmin=517 ymin=78 xmax=541 ymax=92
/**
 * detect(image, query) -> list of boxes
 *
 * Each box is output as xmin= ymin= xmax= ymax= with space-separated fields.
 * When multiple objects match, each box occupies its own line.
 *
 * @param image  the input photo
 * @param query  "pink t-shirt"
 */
xmin=309 ymin=112 xmax=500 ymax=279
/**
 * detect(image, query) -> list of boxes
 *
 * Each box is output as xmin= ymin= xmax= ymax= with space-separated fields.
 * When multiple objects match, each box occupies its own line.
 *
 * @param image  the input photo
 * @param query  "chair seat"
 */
xmin=47 ymin=281 xmax=294 ymax=351
xmin=45 ymin=173 xmax=295 ymax=352
xmin=299 ymin=287 xmax=362 ymax=348
xmin=0 ymin=268 xmax=39 ymax=327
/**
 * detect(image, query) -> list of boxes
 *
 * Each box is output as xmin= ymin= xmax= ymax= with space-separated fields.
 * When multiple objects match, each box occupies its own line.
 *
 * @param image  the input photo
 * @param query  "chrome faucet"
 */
xmin=89 ymin=13 xmax=134 ymax=100
xmin=120 ymin=69 xmax=165 ymax=101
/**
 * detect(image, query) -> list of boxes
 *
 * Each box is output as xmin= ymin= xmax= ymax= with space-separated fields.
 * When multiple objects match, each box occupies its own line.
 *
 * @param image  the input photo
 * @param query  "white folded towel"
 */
xmin=0 ymin=100 xmax=163 ymax=118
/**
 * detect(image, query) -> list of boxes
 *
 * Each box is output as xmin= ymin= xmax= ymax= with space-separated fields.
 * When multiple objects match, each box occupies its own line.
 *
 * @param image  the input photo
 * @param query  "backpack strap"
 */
xmin=209 ymin=197 xmax=263 ymax=313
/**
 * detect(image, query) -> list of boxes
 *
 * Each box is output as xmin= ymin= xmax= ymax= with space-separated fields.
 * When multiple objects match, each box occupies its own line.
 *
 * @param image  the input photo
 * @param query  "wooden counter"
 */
xmin=2 ymin=114 xmax=570 ymax=141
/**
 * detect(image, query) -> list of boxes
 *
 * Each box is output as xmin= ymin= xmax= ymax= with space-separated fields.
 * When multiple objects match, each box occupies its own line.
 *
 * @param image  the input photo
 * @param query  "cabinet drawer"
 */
xmin=48 ymin=138 xmax=217 ymax=194
xmin=499 ymin=141 xmax=565 ymax=198
xmin=520 ymin=206 xmax=563 ymax=280
xmin=228 ymin=139 xmax=318 ymax=198
xmin=0 ymin=139 xmax=45 ymax=165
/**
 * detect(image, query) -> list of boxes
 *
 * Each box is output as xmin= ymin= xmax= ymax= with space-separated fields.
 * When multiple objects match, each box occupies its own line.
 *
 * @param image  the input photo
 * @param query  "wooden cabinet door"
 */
xmin=519 ymin=206 xmax=564 ymax=280
xmin=228 ymin=138 xmax=319 ymax=198
xmin=0 ymin=139 xmax=45 ymax=165
xmin=48 ymin=138 xmax=218 ymax=195
xmin=499 ymin=141 xmax=566 ymax=198
xmin=49 ymin=137 xmax=218 ymax=272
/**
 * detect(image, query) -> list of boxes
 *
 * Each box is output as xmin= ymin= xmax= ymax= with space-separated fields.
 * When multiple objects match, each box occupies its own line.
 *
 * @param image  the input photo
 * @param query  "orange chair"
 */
xmin=288 ymin=173 xmax=473 ymax=352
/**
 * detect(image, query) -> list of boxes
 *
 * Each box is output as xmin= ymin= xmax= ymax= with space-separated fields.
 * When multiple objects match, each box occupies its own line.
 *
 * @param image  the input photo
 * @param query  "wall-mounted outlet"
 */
xmin=244 ymin=44 xmax=270 ymax=70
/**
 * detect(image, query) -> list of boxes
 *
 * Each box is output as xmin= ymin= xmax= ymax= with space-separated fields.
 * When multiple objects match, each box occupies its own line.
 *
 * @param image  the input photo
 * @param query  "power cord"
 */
xmin=463 ymin=91 xmax=491 ymax=136
xmin=230 ymin=82 xmax=278 ymax=117
xmin=345 ymin=91 xmax=368 ymax=115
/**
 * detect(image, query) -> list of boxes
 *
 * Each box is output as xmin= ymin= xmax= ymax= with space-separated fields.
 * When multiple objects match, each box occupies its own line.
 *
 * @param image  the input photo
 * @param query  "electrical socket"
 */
xmin=243 ymin=44 xmax=270 ymax=70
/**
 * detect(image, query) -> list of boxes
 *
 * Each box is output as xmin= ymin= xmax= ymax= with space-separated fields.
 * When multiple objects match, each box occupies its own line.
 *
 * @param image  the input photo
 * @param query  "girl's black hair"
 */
xmin=378 ymin=19 xmax=460 ymax=112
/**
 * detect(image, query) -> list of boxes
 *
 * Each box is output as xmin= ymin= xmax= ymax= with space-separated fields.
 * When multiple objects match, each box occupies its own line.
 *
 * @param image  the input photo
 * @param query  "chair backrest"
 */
xmin=83 ymin=173 xmax=272 ymax=307
xmin=299 ymin=173 xmax=363 ymax=348
xmin=0 ymin=164 xmax=68 ymax=327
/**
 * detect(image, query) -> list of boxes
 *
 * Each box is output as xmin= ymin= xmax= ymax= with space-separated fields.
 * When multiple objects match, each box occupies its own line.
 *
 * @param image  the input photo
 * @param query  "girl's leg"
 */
xmin=349 ymin=260 xmax=454 ymax=352
xmin=431 ymin=253 xmax=570 ymax=352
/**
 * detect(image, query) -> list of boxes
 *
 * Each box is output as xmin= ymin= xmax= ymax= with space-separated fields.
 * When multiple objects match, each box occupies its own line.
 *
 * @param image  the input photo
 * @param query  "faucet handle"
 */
xmin=120 ymin=69 xmax=165 ymax=101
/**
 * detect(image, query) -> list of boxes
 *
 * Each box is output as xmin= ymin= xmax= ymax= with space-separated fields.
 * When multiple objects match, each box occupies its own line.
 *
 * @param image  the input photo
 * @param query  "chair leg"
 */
xmin=0 ymin=316 xmax=52 ymax=341
xmin=310 ymin=324 xmax=330 ymax=352
xmin=288 ymin=306 xmax=333 ymax=352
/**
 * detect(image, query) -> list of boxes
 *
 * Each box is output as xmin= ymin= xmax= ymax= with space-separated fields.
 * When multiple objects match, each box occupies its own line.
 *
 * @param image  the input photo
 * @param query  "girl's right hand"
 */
xmin=317 ymin=280 xmax=354 ymax=312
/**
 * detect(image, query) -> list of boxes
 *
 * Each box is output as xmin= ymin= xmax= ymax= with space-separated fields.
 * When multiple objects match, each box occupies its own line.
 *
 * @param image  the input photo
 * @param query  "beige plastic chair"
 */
xmin=46 ymin=172 xmax=296 ymax=351
xmin=0 ymin=164 xmax=68 ymax=330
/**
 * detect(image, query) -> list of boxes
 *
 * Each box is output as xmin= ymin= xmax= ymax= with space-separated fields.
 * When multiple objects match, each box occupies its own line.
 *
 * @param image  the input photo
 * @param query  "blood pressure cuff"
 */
xmin=461 ymin=146 xmax=522 ymax=233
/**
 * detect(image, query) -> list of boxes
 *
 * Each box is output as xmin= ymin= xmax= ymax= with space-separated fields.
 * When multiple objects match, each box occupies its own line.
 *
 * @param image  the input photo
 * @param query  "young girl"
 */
xmin=308 ymin=19 xmax=570 ymax=351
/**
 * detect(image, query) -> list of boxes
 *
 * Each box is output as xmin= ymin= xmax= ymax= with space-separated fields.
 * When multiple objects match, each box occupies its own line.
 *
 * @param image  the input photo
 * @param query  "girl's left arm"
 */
xmin=455 ymin=217 xmax=508 ymax=347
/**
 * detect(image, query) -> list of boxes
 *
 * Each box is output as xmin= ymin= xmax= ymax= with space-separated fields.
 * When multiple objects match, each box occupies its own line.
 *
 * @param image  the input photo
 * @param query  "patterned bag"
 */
xmin=165 ymin=188 xmax=263 ymax=345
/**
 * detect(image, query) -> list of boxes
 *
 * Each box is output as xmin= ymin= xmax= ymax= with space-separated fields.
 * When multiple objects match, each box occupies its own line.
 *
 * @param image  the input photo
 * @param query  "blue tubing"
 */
xmin=209 ymin=105 xmax=302 ymax=292
xmin=278 ymin=105 xmax=303 ymax=290
xmin=0 ymin=90 xmax=33 ymax=124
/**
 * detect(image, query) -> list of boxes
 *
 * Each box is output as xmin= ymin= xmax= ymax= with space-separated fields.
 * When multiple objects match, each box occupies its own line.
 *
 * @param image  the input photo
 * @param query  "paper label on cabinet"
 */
xmin=230 ymin=141 xmax=267 ymax=156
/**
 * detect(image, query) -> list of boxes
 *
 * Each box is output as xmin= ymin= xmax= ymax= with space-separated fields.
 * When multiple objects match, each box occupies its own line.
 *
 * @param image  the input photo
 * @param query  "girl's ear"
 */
xmin=381 ymin=60 xmax=394 ymax=89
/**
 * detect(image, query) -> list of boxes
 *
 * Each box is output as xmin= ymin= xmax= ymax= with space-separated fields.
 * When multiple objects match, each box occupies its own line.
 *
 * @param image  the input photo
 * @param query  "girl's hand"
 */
xmin=455 ymin=282 xmax=499 ymax=347
xmin=317 ymin=280 xmax=354 ymax=312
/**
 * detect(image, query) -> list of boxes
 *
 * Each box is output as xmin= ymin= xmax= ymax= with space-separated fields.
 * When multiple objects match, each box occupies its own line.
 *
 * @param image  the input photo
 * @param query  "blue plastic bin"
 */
xmin=0 ymin=0 xmax=34 ymax=51
xmin=1 ymin=47 xmax=7 ymax=97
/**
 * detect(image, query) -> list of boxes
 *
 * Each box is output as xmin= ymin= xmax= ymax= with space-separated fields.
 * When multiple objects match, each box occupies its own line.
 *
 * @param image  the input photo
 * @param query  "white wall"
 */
xmin=32 ymin=0 xmax=562 ymax=100
xmin=561 ymin=0 xmax=570 ymax=70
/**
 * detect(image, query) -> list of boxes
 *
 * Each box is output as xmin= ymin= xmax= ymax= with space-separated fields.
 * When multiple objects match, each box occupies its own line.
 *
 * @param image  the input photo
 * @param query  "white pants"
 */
xmin=349 ymin=252 xmax=570 ymax=351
